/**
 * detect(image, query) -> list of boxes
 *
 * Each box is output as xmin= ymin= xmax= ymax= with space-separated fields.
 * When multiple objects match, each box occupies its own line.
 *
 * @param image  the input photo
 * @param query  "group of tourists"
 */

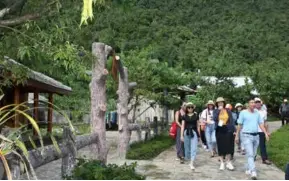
xmin=174 ymin=97 xmax=271 ymax=180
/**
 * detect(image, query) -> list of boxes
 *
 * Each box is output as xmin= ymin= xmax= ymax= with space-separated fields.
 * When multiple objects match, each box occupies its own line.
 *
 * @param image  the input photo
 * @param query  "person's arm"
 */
xmin=264 ymin=111 xmax=269 ymax=133
xmin=258 ymin=113 xmax=270 ymax=141
xmin=235 ymin=111 xmax=244 ymax=143
xmin=175 ymin=111 xmax=181 ymax=127
xmin=200 ymin=110 xmax=207 ymax=123
xmin=181 ymin=120 xmax=185 ymax=142
xmin=279 ymin=104 xmax=282 ymax=115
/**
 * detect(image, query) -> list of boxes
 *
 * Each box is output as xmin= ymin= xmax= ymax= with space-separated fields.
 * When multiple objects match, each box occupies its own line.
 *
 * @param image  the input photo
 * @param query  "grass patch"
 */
xmin=126 ymin=134 xmax=174 ymax=160
xmin=267 ymin=125 xmax=289 ymax=171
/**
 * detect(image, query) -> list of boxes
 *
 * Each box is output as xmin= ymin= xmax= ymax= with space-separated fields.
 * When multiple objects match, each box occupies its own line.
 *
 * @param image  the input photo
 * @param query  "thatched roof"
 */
xmin=1 ymin=56 xmax=72 ymax=95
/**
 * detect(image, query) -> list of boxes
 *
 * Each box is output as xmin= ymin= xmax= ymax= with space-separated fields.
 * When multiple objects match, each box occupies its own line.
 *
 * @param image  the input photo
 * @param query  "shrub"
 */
xmin=267 ymin=125 xmax=289 ymax=171
xmin=66 ymin=159 xmax=145 ymax=180
xmin=126 ymin=134 xmax=175 ymax=160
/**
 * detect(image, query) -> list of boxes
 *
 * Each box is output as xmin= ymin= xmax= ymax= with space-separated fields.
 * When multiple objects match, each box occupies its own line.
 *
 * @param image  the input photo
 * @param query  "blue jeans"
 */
xmin=205 ymin=124 xmax=216 ymax=152
xmin=184 ymin=130 xmax=198 ymax=161
xmin=242 ymin=133 xmax=259 ymax=172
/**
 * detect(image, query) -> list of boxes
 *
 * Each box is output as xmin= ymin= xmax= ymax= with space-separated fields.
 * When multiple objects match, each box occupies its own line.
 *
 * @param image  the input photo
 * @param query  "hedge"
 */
xmin=66 ymin=159 xmax=145 ymax=180
xmin=126 ymin=134 xmax=175 ymax=160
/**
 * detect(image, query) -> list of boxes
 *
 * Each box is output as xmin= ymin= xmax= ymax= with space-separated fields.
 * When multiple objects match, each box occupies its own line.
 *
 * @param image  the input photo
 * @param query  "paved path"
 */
xmin=25 ymin=122 xmax=284 ymax=180
xmin=107 ymin=121 xmax=284 ymax=180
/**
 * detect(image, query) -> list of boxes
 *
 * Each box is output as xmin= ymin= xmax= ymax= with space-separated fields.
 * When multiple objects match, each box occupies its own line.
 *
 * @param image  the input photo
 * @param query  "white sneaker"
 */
xmin=189 ymin=161 xmax=195 ymax=170
xmin=251 ymin=171 xmax=257 ymax=180
xmin=219 ymin=162 xmax=225 ymax=170
xmin=203 ymin=145 xmax=207 ymax=149
xmin=245 ymin=170 xmax=251 ymax=175
xmin=226 ymin=161 xmax=234 ymax=170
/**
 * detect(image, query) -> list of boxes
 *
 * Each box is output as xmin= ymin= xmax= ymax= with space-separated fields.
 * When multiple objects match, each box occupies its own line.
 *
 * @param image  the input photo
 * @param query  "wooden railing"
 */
xmin=6 ymin=127 xmax=98 ymax=180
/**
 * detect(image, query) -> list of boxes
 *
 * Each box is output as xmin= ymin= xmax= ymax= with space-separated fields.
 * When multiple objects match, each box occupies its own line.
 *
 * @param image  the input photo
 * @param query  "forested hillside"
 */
xmin=1 ymin=0 xmax=289 ymax=115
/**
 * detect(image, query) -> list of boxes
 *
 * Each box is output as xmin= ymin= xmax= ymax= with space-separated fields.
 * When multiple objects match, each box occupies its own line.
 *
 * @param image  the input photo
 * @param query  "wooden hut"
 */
xmin=0 ymin=56 xmax=72 ymax=133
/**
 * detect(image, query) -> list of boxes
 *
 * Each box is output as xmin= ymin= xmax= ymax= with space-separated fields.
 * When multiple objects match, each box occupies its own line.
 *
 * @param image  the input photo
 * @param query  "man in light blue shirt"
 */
xmin=235 ymin=99 xmax=269 ymax=180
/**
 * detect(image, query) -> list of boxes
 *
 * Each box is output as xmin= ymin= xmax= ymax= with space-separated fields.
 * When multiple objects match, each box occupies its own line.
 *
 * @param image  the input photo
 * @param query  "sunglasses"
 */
xmin=187 ymin=107 xmax=194 ymax=109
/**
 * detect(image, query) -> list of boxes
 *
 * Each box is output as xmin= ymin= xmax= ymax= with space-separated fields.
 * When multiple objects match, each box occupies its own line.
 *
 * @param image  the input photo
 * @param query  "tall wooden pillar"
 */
xmin=47 ymin=93 xmax=53 ymax=133
xmin=33 ymin=91 xmax=39 ymax=135
xmin=14 ymin=87 xmax=20 ymax=128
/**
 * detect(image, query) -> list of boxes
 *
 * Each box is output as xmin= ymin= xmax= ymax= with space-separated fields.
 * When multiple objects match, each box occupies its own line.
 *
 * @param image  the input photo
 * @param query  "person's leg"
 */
xmin=231 ymin=133 xmax=235 ymax=160
xmin=251 ymin=135 xmax=260 ymax=178
xmin=176 ymin=127 xmax=181 ymax=157
xmin=184 ymin=130 xmax=190 ymax=160
xmin=200 ymin=126 xmax=207 ymax=148
xmin=189 ymin=131 xmax=198 ymax=169
xmin=281 ymin=116 xmax=285 ymax=126
xmin=211 ymin=127 xmax=217 ymax=154
xmin=258 ymin=132 xmax=268 ymax=162
xmin=205 ymin=125 xmax=213 ymax=155
xmin=243 ymin=134 xmax=255 ymax=173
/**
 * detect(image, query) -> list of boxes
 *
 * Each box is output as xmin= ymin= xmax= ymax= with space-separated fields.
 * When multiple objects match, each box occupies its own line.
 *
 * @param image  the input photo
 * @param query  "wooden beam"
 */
xmin=33 ymin=91 xmax=39 ymax=135
xmin=47 ymin=93 xmax=53 ymax=133
xmin=14 ymin=87 xmax=20 ymax=127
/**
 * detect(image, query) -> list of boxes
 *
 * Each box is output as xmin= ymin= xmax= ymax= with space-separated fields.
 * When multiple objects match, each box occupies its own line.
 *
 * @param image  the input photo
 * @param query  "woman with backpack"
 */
xmin=213 ymin=97 xmax=235 ymax=171
xmin=174 ymin=102 xmax=186 ymax=163
xmin=181 ymin=102 xmax=200 ymax=170
xmin=201 ymin=100 xmax=216 ymax=157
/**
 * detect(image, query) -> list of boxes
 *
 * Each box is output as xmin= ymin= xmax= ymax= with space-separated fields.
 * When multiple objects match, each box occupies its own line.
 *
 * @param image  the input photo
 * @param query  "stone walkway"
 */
xmin=107 ymin=121 xmax=284 ymax=180
xmin=26 ymin=122 xmax=284 ymax=180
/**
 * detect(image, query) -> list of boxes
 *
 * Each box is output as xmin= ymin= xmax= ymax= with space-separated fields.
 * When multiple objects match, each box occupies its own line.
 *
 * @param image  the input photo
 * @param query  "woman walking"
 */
xmin=181 ymin=102 xmax=200 ymax=170
xmin=213 ymin=97 xmax=235 ymax=171
xmin=175 ymin=102 xmax=186 ymax=163
xmin=235 ymin=103 xmax=245 ymax=154
xmin=201 ymin=100 xmax=216 ymax=157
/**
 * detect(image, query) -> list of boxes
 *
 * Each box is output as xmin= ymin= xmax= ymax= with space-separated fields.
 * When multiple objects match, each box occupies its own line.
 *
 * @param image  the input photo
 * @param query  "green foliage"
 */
xmin=267 ymin=125 xmax=289 ymax=171
xmin=2 ymin=0 xmax=289 ymax=113
xmin=66 ymin=159 xmax=145 ymax=180
xmin=126 ymin=134 xmax=174 ymax=160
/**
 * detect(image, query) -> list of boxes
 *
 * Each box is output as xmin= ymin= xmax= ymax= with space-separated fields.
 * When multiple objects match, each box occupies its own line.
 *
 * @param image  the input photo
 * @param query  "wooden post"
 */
xmin=144 ymin=117 xmax=151 ymax=141
xmin=116 ymin=55 xmax=132 ymax=158
xmin=153 ymin=116 xmax=158 ymax=136
xmin=90 ymin=42 xmax=112 ymax=163
xmin=33 ymin=91 xmax=39 ymax=135
xmin=47 ymin=93 xmax=53 ymax=133
xmin=160 ymin=117 xmax=165 ymax=133
xmin=136 ymin=128 xmax=142 ymax=142
xmin=62 ymin=127 xmax=77 ymax=178
xmin=14 ymin=87 xmax=20 ymax=127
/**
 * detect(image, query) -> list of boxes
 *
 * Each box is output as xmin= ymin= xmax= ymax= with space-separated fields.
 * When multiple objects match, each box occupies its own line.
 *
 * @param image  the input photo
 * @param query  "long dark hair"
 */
xmin=215 ymin=101 xmax=226 ymax=108
xmin=185 ymin=106 xmax=196 ymax=115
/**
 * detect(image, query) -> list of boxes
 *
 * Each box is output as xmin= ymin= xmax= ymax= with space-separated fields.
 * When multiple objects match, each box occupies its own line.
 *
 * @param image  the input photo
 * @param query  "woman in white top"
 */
xmin=201 ymin=100 xmax=217 ymax=157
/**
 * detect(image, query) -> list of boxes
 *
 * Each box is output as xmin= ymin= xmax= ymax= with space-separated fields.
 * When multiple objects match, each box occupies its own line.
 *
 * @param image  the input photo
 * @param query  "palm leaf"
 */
xmin=15 ymin=140 xmax=28 ymax=158
xmin=14 ymin=110 xmax=43 ymax=148
xmin=50 ymin=134 xmax=61 ymax=155
xmin=0 ymin=150 xmax=12 ymax=180
xmin=28 ymin=136 xmax=37 ymax=150
xmin=11 ymin=150 xmax=30 ymax=180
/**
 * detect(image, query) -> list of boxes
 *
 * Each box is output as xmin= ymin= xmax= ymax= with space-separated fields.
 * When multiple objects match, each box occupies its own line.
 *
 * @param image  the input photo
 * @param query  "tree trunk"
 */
xmin=117 ymin=65 xmax=131 ymax=159
xmin=90 ymin=42 xmax=112 ymax=163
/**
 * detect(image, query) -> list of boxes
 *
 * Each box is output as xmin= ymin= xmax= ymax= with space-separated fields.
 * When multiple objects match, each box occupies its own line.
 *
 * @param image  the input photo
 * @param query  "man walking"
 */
xmin=279 ymin=99 xmax=289 ymax=126
xmin=255 ymin=98 xmax=272 ymax=165
xmin=235 ymin=99 xmax=270 ymax=180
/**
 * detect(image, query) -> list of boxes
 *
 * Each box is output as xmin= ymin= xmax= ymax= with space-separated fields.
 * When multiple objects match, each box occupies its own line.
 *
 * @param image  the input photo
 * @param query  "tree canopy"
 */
xmin=1 ymin=0 xmax=289 ymax=114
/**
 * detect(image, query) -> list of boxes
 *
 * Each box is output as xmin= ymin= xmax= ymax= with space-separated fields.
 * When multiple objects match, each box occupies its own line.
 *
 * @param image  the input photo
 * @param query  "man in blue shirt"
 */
xmin=235 ymin=99 xmax=270 ymax=180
